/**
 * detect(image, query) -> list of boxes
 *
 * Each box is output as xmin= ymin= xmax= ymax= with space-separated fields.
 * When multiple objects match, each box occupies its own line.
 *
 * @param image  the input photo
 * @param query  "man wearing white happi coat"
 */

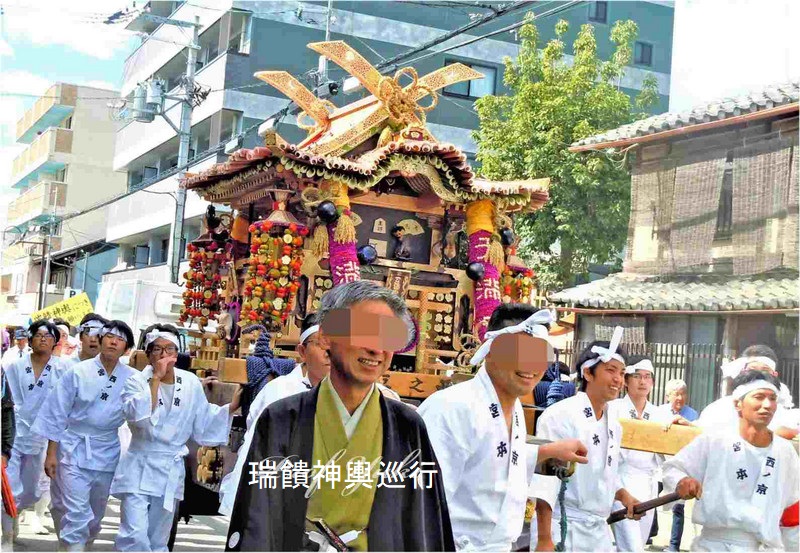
xmin=58 ymin=314 xmax=108 ymax=371
xmin=609 ymin=356 xmax=664 ymax=552
xmin=32 ymin=320 xmax=136 ymax=551
xmin=663 ymin=370 xmax=800 ymax=551
xmin=698 ymin=345 xmax=796 ymax=440
xmin=534 ymin=327 xmax=641 ymax=552
xmin=1 ymin=329 xmax=30 ymax=369
xmin=419 ymin=305 xmax=588 ymax=551
xmin=218 ymin=314 xmax=329 ymax=516
xmin=1 ymin=320 xmax=65 ymax=545
xmin=111 ymin=324 xmax=242 ymax=551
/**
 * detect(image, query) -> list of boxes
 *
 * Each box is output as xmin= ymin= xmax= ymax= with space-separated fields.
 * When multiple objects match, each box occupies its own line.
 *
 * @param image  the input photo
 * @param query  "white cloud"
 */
xmin=0 ymin=38 xmax=13 ymax=58
xmin=2 ymin=0 xmax=135 ymax=60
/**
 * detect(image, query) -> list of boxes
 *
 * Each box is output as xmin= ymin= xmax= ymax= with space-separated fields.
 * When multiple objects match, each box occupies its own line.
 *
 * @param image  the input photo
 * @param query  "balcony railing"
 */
xmin=6 ymin=181 xmax=67 ymax=230
xmin=11 ymin=128 xmax=72 ymax=187
xmin=16 ymin=84 xmax=76 ymax=144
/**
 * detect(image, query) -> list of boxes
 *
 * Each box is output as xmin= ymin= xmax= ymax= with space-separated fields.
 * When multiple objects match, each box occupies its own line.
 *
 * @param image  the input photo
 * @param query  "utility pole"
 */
xmin=167 ymin=15 xmax=201 ymax=284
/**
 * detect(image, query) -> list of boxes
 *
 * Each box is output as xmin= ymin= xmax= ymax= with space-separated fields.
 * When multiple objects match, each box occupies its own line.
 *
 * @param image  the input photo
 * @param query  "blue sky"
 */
xmin=0 ymin=0 xmax=138 ymax=216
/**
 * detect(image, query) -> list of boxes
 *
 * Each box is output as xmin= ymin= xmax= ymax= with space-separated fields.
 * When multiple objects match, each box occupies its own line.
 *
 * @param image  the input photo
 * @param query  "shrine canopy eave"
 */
xmin=183 ymin=141 xmax=550 ymax=212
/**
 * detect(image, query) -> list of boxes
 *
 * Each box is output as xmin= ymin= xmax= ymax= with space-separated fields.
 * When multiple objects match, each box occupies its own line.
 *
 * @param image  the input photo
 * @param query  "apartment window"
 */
xmin=134 ymin=245 xmax=150 ymax=268
xmin=635 ymin=42 xmax=653 ymax=66
xmin=143 ymin=166 xmax=158 ymax=181
xmin=62 ymin=116 xmax=73 ymax=130
xmin=588 ymin=1 xmax=607 ymax=23
xmin=715 ymin=151 xmax=734 ymax=239
xmin=160 ymin=239 xmax=169 ymax=264
xmin=229 ymin=12 xmax=252 ymax=54
xmin=443 ymin=61 xmax=497 ymax=99
xmin=55 ymin=167 xmax=67 ymax=182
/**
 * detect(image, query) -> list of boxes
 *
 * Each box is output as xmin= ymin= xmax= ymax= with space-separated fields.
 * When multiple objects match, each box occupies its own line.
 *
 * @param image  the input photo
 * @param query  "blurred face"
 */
xmin=80 ymin=330 xmax=101 ymax=358
xmin=15 ymin=337 xmax=27 ymax=350
xmin=100 ymin=332 xmax=128 ymax=360
xmin=30 ymin=328 xmax=57 ymax=355
xmin=147 ymin=337 xmax=179 ymax=367
xmin=585 ymin=359 xmax=625 ymax=403
xmin=625 ymin=370 xmax=654 ymax=401
xmin=297 ymin=333 xmax=330 ymax=386
xmin=668 ymin=387 xmax=688 ymax=411
xmin=735 ymin=388 xmax=778 ymax=428
xmin=485 ymin=333 xmax=549 ymax=399
xmin=320 ymin=300 xmax=400 ymax=389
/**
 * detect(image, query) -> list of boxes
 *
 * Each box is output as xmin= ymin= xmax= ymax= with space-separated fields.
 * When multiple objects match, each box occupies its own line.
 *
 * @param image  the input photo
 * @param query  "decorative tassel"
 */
xmin=311 ymin=224 xmax=329 ymax=258
xmin=333 ymin=212 xmax=357 ymax=244
xmin=487 ymin=238 xmax=505 ymax=271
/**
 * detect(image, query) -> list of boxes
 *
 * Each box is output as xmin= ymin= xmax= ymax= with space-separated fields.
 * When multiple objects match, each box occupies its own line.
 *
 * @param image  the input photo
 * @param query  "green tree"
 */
xmin=474 ymin=16 xmax=658 ymax=290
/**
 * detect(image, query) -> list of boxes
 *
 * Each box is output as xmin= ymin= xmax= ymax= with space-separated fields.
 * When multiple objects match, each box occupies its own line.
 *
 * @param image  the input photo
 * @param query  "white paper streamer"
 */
xmin=580 ymin=326 xmax=626 ymax=374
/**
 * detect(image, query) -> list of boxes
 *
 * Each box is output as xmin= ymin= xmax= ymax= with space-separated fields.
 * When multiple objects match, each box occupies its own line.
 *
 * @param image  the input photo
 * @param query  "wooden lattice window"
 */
xmin=715 ymin=151 xmax=734 ymax=239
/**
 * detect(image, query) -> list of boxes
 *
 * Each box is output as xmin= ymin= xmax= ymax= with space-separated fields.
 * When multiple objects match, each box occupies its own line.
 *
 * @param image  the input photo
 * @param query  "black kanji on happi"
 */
xmin=593 ymin=434 xmax=600 ymax=446
xmin=36 ymin=381 xmax=43 ymax=387
xmin=98 ymin=369 xmax=105 ymax=376
xmin=174 ymin=397 xmax=180 ymax=407
xmin=643 ymin=412 xmax=650 ymax=420
xmin=25 ymin=367 xmax=32 ymax=374
xmin=756 ymin=484 xmax=768 ymax=495
xmin=607 ymin=455 xmax=612 ymax=466
xmin=110 ymin=375 xmax=117 ymax=383
xmin=497 ymin=441 xmax=507 ymax=458
xmin=489 ymin=403 xmax=500 ymax=419
xmin=736 ymin=468 xmax=747 ymax=480
xmin=609 ymin=430 xmax=614 ymax=439
xmin=512 ymin=451 xmax=519 ymax=465
xmin=766 ymin=456 xmax=775 ymax=468
xmin=733 ymin=442 xmax=741 ymax=452
xmin=100 ymin=392 xmax=109 ymax=401
xmin=159 ymin=398 xmax=163 ymax=406
xmin=629 ymin=409 xmax=637 ymax=419
xmin=583 ymin=407 xmax=593 ymax=418
xmin=28 ymin=384 xmax=34 ymax=391
xmin=176 ymin=376 xmax=182 ymax=384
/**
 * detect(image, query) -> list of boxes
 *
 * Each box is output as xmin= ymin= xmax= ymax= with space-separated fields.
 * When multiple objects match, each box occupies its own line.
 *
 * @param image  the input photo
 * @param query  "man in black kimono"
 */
xmin=226 ymin=280 xmax=454 ymax=552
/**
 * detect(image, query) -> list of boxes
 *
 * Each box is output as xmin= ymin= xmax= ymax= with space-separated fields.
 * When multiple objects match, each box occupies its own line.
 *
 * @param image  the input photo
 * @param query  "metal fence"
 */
xmin=557 ymin=341 xmax=798 ymax=412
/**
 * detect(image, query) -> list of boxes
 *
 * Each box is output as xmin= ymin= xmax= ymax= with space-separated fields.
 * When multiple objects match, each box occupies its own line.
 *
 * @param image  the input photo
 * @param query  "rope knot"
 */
xmin=377 ymin=67 xmax=438 ymax=127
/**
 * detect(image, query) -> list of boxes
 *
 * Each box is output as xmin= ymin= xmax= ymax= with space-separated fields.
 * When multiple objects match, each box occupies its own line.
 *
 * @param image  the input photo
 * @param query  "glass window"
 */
xmin=635 ymin=42 xmax=653 ymax=66
xmin=588 ymin=1 xmax=607 ymax=23
xmin=443 ymin=61 xmax=497 ymax=99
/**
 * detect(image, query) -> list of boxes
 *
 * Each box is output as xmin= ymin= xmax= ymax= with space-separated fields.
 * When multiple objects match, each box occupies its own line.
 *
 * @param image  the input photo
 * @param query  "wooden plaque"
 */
xmin=619 ymin=418 xmax=701 ymax=456
xmin=385 ymin=268 xmax=412 ymax=298
xmin=378 ymin=371 xmax=459 ymax=399
xmin=220 ymin=357 xmax=248 ymax=384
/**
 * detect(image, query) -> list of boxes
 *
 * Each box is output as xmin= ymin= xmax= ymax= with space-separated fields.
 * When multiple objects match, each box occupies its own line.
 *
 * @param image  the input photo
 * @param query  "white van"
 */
xmin=95 ymin=279 xmax=184 ymax=332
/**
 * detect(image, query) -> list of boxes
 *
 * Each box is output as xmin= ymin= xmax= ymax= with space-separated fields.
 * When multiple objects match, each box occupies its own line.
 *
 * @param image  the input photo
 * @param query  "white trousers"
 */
xmin=53 ymin=462 xmax=114 ymax=547
xmin=691 ymin=528 xmax=762 ymax=551
xmin=1 ymin=447 xmax=47 ymax=533
xmin=611 ymin=470 xmax=657 ymax=552
xmin=116 ymin=493 xmax=178 ymax=552
xmin=551 ymin=511 xmax=614 ymax=552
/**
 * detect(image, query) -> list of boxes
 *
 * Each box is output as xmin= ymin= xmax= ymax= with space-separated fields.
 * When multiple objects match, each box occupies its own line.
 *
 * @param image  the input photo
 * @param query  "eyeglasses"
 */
xmin=31 ymin=332 xmax=55 ymax=341
xmin=151 ymin=345 xmax=178 ymax=355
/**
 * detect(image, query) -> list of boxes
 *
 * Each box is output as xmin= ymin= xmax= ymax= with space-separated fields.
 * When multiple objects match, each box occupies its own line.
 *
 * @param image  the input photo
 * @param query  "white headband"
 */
xmin=469 ymin=309 xmax=555 ymax=366
xmin=732 ymin=379 xmax=779 ymax=401
xmin=299 ymin=324 xmax=320 ymax=345
xmin=79 ymin=320 xmax=105 ymax=336
xmin=626 ymin=358 xmax=654 ymax=375
xmin=144 ymin=330 xmax=180 ymax=348
xmin=580 ymin=326 xmax=626 ymax=374
xmin=100 ymin=326 xmax=128 ymax=342
xmin=57 ymin=324 xmax=70 ymax=337
xmin=721 ymin=356 xmax=777 ymax=379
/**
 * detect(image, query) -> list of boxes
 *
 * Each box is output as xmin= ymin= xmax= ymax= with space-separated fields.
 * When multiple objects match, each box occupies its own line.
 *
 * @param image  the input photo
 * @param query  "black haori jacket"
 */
xmin=225 ymin=385 xmax=456 ymax=551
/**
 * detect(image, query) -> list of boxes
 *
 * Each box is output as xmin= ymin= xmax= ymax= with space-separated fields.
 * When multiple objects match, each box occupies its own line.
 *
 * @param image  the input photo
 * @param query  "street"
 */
xmin=10 ymin=499 xmax=227 ymax=552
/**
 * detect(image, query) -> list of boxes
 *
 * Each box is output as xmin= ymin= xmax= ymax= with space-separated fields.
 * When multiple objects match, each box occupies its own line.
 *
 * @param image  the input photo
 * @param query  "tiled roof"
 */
xmin=549 ymin=273 xmax=799 ymax=311
xmin=571 ymin=82 xmax=799 ymax=149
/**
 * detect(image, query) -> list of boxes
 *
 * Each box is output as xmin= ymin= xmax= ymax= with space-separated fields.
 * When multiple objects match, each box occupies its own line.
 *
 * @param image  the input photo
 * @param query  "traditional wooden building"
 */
xmin=551 ymin=82 xmax=799 ymax=407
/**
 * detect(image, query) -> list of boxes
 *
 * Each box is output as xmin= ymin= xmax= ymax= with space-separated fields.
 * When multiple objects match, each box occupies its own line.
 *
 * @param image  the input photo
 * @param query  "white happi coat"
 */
xmin=110 ymin=366 xmax=232 ymax=511
xmin=663 ymin=430 xmax=800 ymax=550
xmin=5 ymin=353 xmax=65 ymax=454
xmin=609 ymin=396 xmax=663 ymax=552
xmin=535 ymin=392 xmax=623 ymax=552
xmin=418 ymin=367 xmax=538 ymax=551
xmin=218 ymin=363 xmax=311 ymax=516
xmin=31 ymin=356 xmax=136 ymax=471
xmin=1 ymin=344 xmax=30 ymax=369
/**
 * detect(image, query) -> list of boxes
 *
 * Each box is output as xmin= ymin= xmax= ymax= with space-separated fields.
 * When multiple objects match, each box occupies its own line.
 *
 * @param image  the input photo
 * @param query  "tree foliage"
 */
xmin=473 ymin=16 xmax=658 ymax=290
